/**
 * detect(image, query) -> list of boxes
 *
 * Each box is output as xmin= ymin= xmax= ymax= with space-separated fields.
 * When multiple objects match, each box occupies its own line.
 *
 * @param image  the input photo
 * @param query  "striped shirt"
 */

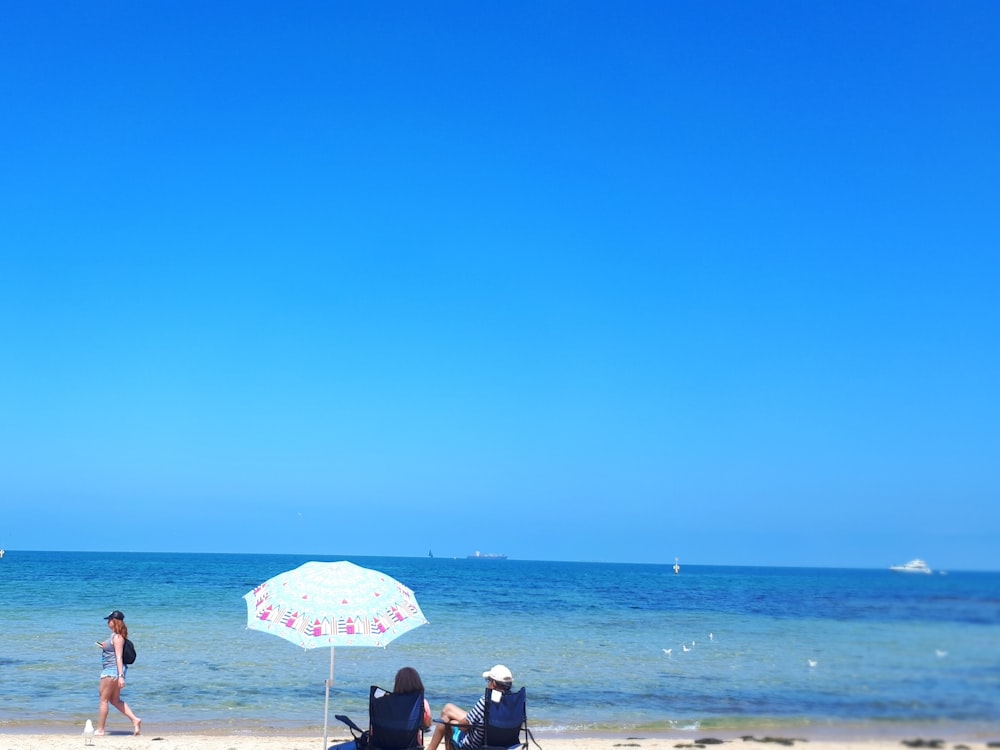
xmin=462 ymin=694 xmax=488 ymax=749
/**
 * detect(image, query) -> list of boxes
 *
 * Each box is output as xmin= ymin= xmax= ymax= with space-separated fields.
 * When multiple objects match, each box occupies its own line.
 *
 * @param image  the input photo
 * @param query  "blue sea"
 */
xmin=2 ymin=551 xmax=999 ymax=738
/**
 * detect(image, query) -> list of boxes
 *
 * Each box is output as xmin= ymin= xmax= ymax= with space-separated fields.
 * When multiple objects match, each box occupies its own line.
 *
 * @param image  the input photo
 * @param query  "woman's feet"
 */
xmin=91 ymin=718 xmax=141 ymax=736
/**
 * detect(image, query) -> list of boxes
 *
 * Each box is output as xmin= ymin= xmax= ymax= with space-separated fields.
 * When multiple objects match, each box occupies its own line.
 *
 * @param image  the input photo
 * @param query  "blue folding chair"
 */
xmin=443 ymin=687 xmax=532 ymax=750
xmin=481 ymin=686 xmax=528 ymax=750
xmin=333 ymin=685 xmax=426 ymax=750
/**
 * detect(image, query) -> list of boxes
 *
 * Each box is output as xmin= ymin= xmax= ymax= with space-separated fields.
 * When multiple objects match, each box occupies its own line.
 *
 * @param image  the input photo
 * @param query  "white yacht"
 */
xmin=890 ymin=558 xmax=932 ymax=574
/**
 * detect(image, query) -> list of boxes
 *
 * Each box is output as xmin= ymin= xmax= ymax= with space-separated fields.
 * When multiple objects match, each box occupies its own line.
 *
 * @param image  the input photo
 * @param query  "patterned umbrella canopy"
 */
xmin=243 ymin=560 xmax=428 ymax=748
xmin=244 ymin=560 xmax=427 ymax=648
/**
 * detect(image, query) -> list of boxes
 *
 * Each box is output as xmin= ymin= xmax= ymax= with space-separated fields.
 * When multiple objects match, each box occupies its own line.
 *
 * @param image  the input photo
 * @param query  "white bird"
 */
xmin=691 ymin=640 xmax=696 ymax=647
xmin=935 ymin=649 xmax=948 ymax=658
xmin=682 ymin=644 xmax=690 ymax=652
xmin=808 ymin=659 xmax=818 ymax=668
xmin=83 ymin=719 xmax=95 ymax=745
xmin=709 ymin=632 xmax=714 ymax=641
xmin=663 ymin=648 xmax=672 ymax=655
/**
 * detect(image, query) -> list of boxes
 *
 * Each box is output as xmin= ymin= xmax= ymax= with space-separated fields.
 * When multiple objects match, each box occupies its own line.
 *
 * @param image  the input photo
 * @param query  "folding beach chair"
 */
xmin=442 ymin=687 xmax=535 ymax=750
xmin=333 ymin=685 xmax=426 ymax=750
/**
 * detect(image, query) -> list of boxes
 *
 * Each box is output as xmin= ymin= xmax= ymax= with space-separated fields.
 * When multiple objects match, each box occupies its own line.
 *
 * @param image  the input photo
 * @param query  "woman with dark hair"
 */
xmin=96 ymin=610 xmax=141 ymax=736
xmin=394 ymin=666 xmax=432 ymax=745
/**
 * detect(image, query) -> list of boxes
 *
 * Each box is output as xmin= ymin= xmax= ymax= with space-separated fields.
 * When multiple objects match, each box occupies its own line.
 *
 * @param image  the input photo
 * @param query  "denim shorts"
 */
xmin=101 ymin=665 xmax=127 ymax=679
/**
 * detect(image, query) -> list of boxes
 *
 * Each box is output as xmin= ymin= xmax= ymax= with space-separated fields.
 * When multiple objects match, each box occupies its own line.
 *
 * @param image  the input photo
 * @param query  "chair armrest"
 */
xmin=335 ymin=714 xmax=364 ymax=734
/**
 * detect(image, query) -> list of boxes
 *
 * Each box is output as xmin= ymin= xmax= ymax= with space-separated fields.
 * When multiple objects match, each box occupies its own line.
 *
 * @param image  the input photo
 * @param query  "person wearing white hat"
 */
xmin=425 ymin=665 xmax=514 ymax=750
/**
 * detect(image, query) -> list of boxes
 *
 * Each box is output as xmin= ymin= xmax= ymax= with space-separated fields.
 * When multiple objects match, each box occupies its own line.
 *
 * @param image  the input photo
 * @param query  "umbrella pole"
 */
xmin=322 ymin=647 xmax=334 ymax=750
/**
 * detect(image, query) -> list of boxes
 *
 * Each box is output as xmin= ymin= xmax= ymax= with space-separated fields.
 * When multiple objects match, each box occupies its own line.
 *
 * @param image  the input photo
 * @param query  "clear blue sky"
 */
xmin=2 ymin=2 xmax=997 ymax=570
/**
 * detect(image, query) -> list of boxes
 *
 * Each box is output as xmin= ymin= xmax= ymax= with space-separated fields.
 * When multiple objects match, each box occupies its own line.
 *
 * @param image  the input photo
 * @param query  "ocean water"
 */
xmin=1 ymin=551 xmax=999 ymax=737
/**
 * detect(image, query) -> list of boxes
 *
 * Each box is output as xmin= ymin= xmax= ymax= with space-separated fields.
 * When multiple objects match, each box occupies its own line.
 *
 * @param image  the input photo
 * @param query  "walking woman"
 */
xmin=96 ymin=610 xmax=141 ymax=736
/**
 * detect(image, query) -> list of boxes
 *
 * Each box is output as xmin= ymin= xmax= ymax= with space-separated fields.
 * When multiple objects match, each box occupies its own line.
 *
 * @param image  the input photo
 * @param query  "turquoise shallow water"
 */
xmin=1 ymin=551 xmax=998 ymax=736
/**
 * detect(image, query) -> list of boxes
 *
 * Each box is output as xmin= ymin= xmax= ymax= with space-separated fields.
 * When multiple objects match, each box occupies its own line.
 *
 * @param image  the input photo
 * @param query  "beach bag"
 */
xmin=122 ymin=638 xmax=136 ymax=665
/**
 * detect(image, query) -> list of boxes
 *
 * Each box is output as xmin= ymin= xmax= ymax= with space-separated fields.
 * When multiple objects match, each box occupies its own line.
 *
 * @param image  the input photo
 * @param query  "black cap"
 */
xmin=104 ymin=610 xmax=125 ymax=621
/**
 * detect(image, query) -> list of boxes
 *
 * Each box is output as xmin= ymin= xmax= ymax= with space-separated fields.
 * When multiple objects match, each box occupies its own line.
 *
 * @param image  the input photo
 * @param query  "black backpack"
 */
xmin=122 ymin=638 xmax=137 ymax=665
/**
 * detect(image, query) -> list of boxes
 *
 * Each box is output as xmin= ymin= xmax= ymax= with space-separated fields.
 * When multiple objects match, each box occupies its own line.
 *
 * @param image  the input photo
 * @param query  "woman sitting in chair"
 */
xmin=394 ymin=667 xmax=433 ymax=746
xmin=425 ymin=665 xmax=513 ymax=750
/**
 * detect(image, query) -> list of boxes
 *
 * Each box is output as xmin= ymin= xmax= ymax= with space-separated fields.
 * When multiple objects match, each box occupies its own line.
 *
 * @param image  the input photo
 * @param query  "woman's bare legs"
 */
xmin=96 ymin=679 xmax=110 ymax=735
xmin=97 ymin=676 xmax=141 ymax=735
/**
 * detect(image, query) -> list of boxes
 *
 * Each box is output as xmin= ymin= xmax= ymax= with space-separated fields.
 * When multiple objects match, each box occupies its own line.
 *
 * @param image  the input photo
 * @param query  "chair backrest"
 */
xmin=369 ymin=685 xmax=425 ymax=750
xmin=482 ymin=687 xmax=527 ymax=750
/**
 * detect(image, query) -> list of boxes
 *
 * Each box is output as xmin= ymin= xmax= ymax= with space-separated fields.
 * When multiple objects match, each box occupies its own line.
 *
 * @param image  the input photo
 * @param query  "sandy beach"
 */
xmin=4 ymin=731 xmax=1000 ymax=750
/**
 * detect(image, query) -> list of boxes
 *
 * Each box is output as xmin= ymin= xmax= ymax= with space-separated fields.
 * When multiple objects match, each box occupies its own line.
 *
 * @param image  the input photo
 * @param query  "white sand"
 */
xmin=3 ymin=733 xmax=999 ymax=750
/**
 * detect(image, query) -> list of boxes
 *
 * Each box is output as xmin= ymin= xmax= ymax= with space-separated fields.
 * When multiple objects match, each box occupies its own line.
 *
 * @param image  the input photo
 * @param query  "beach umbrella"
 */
xmin=243 ymin=560 xmax=428 ymax=749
